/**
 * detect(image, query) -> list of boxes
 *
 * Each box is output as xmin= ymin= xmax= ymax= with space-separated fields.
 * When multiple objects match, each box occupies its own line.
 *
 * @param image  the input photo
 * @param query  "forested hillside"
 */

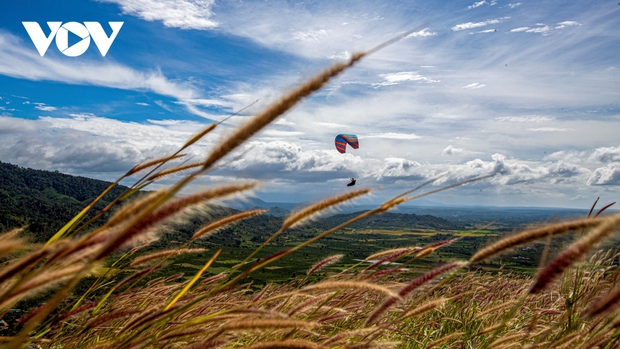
xmin=0 ymin=162 xmax=128 ymax=241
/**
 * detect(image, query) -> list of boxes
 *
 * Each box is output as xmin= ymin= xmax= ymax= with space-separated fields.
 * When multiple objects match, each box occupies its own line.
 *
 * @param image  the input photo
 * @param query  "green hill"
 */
xmin=0 ymin=162 xmax=129 ymax=242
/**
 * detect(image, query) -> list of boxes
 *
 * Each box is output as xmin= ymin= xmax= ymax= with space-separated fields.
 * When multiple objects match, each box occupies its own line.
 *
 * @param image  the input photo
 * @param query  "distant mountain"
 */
xmin=262 ymin=206 xmax=290 ymax=217
xmin=228 ymin=197 xmax=302 ymax=212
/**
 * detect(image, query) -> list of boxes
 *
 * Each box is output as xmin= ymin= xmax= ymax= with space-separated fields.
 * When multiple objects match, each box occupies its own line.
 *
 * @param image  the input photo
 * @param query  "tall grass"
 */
xmin=1 ymin=34 xmax=620 ymax=349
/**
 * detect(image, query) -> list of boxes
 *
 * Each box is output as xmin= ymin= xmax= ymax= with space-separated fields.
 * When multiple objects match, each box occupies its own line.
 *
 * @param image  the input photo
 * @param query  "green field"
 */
xmin=153 ymin=224 xmax=570 ymax=290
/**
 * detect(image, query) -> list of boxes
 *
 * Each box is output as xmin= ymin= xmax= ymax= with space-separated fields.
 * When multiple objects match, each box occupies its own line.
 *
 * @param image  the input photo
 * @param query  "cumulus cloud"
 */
xmin=0 ymin=116 xmax=45 ymax=134
xmin=223 ymin=141 xmax=364 ymax=182
xmin=3 ymin=110 xmax=614 ymax=203
xmin=544 ymin=150 xmax=588 ymax=164
xmin=374 ymin=157 xmax=426 ymax=181
xmin=442 ymin=145 xmax=464 ymax=155
xmin=0 ymin=114 xmax=208 ymax=176
xmin=588 ymin=145 xmax=620 ymax=163
xmin=588 ymin=164 xmax=620 ymax=186
xmin=100 ymin=0 xmax=218 ymax=29
xmin=438 ymin=153 xmax=589 ymax=187
xmin=544 ymin=146 xmax=620 ymax=166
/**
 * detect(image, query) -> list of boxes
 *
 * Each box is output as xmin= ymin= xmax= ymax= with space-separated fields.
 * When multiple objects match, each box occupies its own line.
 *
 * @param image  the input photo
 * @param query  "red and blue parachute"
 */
xmin=334 ymin=134 xmax=359 ymax=154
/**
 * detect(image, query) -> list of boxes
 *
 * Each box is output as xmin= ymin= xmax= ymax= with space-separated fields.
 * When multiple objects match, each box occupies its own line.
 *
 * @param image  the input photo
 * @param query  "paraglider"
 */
xmin=335 ymin=134 xmax=359 ymax=186
xmin=334 ymin=134 xmax=359 ymax=154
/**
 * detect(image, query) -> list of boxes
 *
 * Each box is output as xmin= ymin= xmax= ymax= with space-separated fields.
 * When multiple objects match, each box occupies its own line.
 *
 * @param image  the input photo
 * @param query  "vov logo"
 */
xmin=22 ymin=21 xmax=124 ymax=57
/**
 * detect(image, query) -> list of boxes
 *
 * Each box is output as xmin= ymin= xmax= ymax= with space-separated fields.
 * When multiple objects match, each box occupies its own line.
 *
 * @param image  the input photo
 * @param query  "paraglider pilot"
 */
xmin=347 ymin=178 xmax=356 ymax=186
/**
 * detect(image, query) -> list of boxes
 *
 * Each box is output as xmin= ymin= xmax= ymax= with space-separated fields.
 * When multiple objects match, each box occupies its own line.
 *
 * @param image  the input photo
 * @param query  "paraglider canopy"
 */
xmin=335 ymin=134 xmax=359 ymax=154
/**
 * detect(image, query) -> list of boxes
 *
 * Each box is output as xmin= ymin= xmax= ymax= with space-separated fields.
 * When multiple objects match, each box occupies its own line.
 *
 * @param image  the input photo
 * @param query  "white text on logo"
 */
xmin=22 ymin=21 xmax=124 ymax=57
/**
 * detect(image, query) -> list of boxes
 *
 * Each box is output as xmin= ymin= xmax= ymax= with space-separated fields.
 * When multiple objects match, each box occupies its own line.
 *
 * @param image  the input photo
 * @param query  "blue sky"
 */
xmin=1 ymin=0 xmax=619 ymax=208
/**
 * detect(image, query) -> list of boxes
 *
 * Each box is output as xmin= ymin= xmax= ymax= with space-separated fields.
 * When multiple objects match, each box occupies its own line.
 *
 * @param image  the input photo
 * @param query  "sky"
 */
xmin=0 ymin=0 xmax=619 ymax=208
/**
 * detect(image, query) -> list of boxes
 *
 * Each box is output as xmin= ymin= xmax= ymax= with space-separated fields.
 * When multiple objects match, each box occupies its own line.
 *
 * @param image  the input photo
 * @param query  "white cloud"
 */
xmin=294 ymin=29 xmax=331 ymax=42
xmin=555 ymin=21 xmax=581 ymax=29
xmin=374 ymin=157 xmax=425 ymax=181
xmin=0 ymin=114 xmax=215 ymax=177
xmin=507 ymin=3 xmax=522 ymax=9
xmin=442 ymin=145 xmax=464 ymax=155
xmin=147 ymin=119 xmax=188 ymax=126
xmin=330 ymin=50 xmax=352 ymax=60
xmin=544 ymin=150 xmax=588 ymax=164
xmin=452 ymin=18 xmax=507 ymax=31
xmin=374 ymin=72 xmax=439 ymax=86
xmin=223 ymin=141 xmax=364 ymax=182
xmin=467 ymin=1 xmax=487 ymax=10
xmin=136 ymin=102 xmax=150 ymax=106
xmin=588 ymin=145 xmax=620 ymax=163
xmin=34 ymin=104 xmax=57 ymax=111
xmin=153 ymin=101 xmax=172 ymax=112
xmin=174 ymin=98 xmax=237 ymax=120
xmin=100 ymin=0 xmax=218 ymax=29
xmin=0 ymin=116 xmax=45 ymax=134
xmin=461 ymin=83 xmax=485 ymax=89
xmin=406 ymin=28 xmax=437 ymax=38
xmin=526 ymin=26 xmax=552 ymax=34
xmin=545 ymin=147 xmax=620 ymax=166
xmin=179 ymin=98 xmax=233 ymax=108
xmin=509 ymin=22 xmax=578 ymax=35
xmin=588 ymin=164 xmax=620 ymax=186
